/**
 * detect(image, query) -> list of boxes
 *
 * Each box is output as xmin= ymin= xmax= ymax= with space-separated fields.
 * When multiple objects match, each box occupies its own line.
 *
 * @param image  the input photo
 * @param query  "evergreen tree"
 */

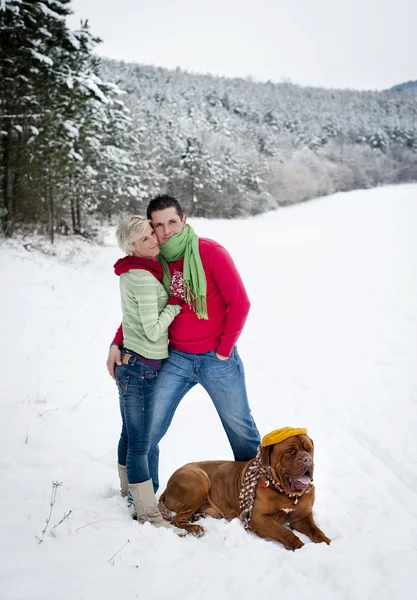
xmin=0 ymin=1 xmax=140 ymax=239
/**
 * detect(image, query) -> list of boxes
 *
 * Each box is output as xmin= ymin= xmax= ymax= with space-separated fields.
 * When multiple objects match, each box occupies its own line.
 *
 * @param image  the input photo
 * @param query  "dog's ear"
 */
xmin=259 ymin=445 xmax=272 ymax=468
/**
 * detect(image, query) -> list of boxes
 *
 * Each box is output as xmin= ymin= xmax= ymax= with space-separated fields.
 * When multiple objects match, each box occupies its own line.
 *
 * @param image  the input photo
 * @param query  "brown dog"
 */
xmin=159 ymin=433 xmax=330 ymax=550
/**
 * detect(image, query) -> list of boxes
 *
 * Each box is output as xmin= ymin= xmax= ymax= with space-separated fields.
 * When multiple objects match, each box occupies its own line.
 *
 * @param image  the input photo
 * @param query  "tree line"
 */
xmin=101 ymin=60 xmax=417 ymax=218
xmin=1 ymin=1 xmax=417 ymax=240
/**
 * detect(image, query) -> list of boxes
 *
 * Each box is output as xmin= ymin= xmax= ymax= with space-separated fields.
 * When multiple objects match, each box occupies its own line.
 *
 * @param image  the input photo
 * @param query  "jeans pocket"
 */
xmin=212 ymin=347 xmax=234 ymax=361
xmin=124 ymin=365 xmax=157 ymax=389
xmin=143 ymin=370 xmax=158 ymax=390
xmin=116 ymin=371 xmax=130 ymax=393
xmin=144 ymin=372 xmax=158 ymax=380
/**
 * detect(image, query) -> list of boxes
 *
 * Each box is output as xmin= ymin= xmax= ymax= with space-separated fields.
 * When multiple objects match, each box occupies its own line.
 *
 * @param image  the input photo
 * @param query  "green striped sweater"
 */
xmin=119 ymin=270 xmax=180 ymax=359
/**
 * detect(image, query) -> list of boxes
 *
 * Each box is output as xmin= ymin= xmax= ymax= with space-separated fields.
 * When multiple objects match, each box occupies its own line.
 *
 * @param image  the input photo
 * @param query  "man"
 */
xmin=107 ymin=194 xmax=260 ymax=491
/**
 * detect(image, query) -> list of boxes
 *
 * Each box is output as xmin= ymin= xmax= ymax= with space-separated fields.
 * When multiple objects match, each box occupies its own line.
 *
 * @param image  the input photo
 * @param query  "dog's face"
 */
xmin=260 ymin=434 xmax=314 ymax=493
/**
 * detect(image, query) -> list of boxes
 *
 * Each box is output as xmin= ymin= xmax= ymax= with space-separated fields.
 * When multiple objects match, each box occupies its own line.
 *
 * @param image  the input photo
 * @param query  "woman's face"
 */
xmin=132 ymin=223 xmax=159 ymax=258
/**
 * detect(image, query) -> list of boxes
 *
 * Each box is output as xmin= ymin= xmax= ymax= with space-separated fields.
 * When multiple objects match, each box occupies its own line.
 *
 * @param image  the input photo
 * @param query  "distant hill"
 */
xmin=390 ymin=81 xmax=417 ymax=93
xmin=100 ymin=59 xmax=417 ymax=216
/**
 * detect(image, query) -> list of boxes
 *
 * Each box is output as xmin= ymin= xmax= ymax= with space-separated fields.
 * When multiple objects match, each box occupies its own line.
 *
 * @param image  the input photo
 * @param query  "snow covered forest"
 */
xmin=1 ymin=0 xmax=417 ymax=239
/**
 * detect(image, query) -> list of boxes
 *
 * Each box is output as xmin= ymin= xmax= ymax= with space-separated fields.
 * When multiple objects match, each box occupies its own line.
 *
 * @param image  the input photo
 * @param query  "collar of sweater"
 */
xmin=113 ymin=256 xmax=163 ymax=281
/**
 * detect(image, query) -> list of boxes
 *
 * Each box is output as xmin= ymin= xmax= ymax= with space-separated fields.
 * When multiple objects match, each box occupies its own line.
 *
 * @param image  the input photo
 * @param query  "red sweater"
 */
xmin=112 ymin=238 xmax=250 ymax=357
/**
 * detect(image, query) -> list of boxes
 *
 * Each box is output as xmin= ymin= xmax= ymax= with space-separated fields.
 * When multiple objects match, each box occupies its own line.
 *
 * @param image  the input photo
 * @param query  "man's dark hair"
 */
xmin=146 ymin=194 xmax=184 ymax=220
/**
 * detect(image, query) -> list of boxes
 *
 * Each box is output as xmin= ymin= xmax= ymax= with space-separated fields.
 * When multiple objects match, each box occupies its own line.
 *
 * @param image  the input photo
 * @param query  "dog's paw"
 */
xmin=314 ymin=532 xmax=331 ymax=545
xmin=286 ymin=536 xmax=304 ymax=551
xmin=158 ymin=502 xmax=174 ymax=522
xmin=187 ymin=524 xmax=205 ymax=537
xmin=190 ymin=512 xmax=207 ymax=522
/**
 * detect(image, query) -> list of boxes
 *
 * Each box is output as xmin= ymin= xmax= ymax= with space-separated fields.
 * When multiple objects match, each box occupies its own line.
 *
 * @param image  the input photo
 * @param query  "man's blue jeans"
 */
xmin=115 ymin=351 xmax=158 ymax=485
xmin=148 ymin=346 xmax=260 ymax=492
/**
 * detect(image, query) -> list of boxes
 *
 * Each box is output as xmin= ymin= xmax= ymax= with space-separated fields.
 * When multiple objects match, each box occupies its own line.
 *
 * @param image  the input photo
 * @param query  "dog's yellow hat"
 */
xmin=262 ymin=427 xmax=308 ymax=447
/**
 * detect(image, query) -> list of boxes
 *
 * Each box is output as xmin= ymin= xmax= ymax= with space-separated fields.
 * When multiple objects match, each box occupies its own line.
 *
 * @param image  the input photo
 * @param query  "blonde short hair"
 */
xmin=116 ymin=215 xmax=150 ymax=254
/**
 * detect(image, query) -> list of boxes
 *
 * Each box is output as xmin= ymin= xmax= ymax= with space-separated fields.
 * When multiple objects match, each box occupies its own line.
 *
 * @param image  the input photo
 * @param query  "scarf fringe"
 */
xmin=184 ymin=286 xmax=208 ymax=320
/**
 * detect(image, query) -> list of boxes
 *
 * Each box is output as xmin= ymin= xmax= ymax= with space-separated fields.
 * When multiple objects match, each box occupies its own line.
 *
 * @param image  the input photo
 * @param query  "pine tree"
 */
xmin=1 ymin=1 xmax=140 ymax=238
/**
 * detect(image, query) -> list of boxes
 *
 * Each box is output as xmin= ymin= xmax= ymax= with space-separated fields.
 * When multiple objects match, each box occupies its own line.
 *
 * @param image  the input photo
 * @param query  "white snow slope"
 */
xmin=1 ymin=184 xmax=416 ymax=600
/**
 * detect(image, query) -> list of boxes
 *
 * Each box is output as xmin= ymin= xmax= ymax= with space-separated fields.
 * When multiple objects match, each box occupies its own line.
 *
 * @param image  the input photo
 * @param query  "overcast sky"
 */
xmin=67 ymin=0 xmax=416 ymax=91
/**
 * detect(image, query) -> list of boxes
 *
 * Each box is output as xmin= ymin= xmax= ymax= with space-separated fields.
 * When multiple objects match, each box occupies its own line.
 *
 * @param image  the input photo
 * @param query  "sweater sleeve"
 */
xmin=121 ymin=271 xmax=180 ymax=342
xmin=203 ymin=242 xmax=251 ymax=357
xmin=112 ymin=323 xmax=123 ymax=346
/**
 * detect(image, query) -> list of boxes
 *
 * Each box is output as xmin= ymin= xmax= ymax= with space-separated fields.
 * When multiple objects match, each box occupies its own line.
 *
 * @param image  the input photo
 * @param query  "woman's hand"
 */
xmin=215 ymin=353 xmax=229 ymax=360
xmin=106 ymin=344 xmax=122 ymax=380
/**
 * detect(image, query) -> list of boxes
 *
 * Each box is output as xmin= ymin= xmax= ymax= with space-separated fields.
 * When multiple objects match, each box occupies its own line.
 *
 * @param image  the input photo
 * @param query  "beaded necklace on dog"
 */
xmin=238 ymin=445 xmax=312 ymax=531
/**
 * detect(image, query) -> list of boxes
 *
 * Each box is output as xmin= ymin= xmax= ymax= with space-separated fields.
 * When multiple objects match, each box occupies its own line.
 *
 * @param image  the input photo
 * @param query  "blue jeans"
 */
xmin=148 ymin=346 xmax=260 ymax=491
xmin=115 ymin=350 xmax=158 ymax=485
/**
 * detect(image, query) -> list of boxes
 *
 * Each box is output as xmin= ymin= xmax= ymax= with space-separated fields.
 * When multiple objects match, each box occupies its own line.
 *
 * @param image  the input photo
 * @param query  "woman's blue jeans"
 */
xmin=115 ymin=350 xmax=158 ymax=485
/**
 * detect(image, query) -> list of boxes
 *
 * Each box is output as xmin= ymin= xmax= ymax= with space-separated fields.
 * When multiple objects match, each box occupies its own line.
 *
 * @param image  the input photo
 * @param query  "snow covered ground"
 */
xmin=1 ymin=184 xmax=416 ymax=600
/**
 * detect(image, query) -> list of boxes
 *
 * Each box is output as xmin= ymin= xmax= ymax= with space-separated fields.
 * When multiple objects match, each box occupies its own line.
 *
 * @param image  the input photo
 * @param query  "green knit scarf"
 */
xmin=157 ymin=224 xmax=208 ymax=320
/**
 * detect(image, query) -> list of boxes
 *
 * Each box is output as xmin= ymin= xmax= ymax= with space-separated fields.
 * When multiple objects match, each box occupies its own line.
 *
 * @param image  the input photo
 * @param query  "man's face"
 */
xmin=150 ymin=207 xmax=186 ymax=245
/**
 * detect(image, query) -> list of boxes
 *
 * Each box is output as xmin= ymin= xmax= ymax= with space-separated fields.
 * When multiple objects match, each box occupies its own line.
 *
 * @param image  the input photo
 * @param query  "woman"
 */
xmin=113 ymin=216 xmax=183 ymax=530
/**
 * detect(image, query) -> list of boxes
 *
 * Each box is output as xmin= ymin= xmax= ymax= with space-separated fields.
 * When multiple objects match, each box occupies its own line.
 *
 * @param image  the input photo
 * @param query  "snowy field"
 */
xmin=1 ymin=184 xmax=416 ymax=600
